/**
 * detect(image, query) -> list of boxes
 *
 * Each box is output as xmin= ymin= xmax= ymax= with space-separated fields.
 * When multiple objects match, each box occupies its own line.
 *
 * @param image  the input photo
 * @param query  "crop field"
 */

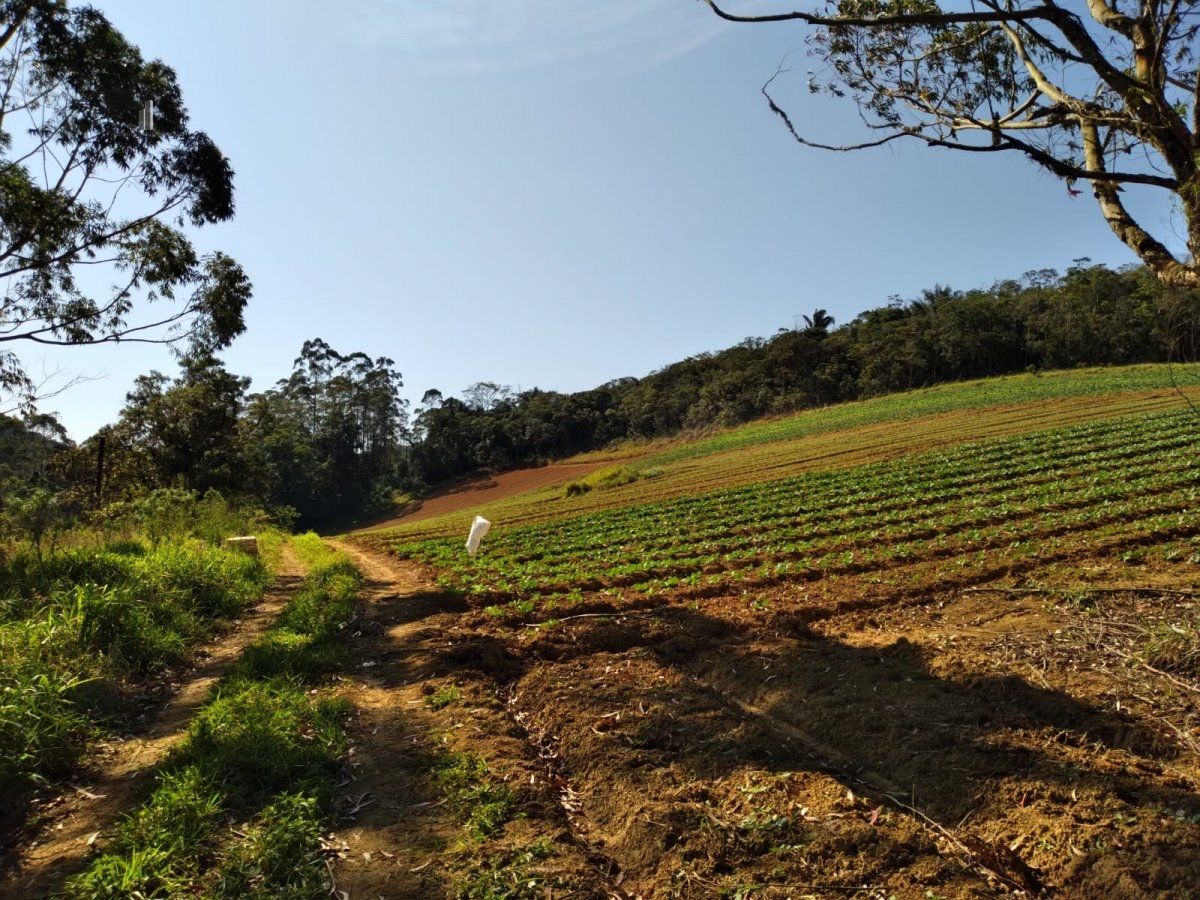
xmin=378 ymin=411 xmax=1199 ymax=616
xmin=342 ymin=370 xmax=1200 ymax=897
xmin=372 ymin=364 xmax=1200 ymax=540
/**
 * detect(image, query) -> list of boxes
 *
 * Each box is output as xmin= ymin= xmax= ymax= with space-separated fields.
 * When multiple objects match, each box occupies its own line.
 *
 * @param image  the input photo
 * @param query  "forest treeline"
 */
xmin=4 ymin=261 xmax=1199 ymax=530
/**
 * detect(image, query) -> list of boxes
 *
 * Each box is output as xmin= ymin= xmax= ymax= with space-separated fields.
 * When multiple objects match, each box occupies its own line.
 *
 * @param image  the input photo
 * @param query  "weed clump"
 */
xmin=1139 ymin=622 xmax=1200 ymax=677
xmin=564 ymin=465 xmax=661 ymax=498
xmin=432 ymin=750 xmax=519 ymax=842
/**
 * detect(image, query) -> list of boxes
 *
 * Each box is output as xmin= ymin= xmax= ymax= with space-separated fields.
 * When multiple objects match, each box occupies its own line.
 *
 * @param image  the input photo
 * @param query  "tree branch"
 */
xmin=705 ymin=0 xmax=1200 ymax=287
xmin=1081 ymin=118 xmax=1191 ymax=283
xmin=0 ymin=6 xmax=30 ymax=54
xmin=763 ymin=69 xmax=912 ymax=151
xmin=1084 ymin=0 xmax=1136 ymax=36
xmin=701 ymin=0 xmax=1055 ymax=28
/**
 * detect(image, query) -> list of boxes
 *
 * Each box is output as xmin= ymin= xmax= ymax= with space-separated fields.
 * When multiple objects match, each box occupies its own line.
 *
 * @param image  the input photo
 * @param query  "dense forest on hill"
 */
xmin=4 ymin=260 xmax=1199 ymax=529
xmin=406 ymin=261 xmax=1200 ymax=493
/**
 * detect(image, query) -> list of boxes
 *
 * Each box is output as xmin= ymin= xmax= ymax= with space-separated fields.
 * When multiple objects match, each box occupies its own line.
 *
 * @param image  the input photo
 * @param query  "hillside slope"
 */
xmin=365 ymin=365 xmax=1200 ymax=539
xmin=340 ymin=366 xmax=1200 ymax=897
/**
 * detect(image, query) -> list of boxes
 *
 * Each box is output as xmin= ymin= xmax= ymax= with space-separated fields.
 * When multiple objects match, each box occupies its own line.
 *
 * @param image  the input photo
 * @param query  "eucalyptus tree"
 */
xmin=247 ymin=340 xmax=409 ymax=525
xmin=0 ymin=1 xmax=249 ymax=409
xmin=703 ymin=0 xmax=1200 ymax=287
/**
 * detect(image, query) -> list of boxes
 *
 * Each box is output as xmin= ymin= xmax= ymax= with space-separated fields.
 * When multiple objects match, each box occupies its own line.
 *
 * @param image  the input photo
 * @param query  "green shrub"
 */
xmin=3 ymin=487 xmax=72 ymax=556
xmin=94 ymin=488 xmax=280 ymax=548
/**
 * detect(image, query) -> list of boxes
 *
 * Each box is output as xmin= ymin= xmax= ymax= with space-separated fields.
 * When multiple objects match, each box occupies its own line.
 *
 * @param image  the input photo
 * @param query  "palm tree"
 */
xmin=801 ymin=308 xmax=835 ymax=338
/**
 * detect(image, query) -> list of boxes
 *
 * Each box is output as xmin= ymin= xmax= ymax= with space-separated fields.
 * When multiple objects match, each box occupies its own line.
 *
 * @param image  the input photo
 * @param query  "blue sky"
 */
xmin=19 ymin=1 xmax=1167 ymax=440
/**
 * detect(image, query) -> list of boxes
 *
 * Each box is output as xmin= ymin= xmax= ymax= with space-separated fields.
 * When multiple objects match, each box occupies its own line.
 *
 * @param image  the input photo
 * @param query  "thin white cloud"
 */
xmin=345 ymin=0 xmax=742 ymax=74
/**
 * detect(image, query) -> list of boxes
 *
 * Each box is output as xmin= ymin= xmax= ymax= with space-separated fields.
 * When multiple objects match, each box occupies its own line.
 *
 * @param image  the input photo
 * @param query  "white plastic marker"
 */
xmin=465 ymin=515 xmax=491 ymax=556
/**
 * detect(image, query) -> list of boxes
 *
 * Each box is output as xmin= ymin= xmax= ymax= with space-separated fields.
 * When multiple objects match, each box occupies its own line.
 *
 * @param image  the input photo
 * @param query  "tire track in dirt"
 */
xmin=0 ymin=545 xmax=307 ymax=899
xmin=327 ymin=540 xmax=622 ymax=898
xmin=321 ymin=540 xmax=460 ymax=898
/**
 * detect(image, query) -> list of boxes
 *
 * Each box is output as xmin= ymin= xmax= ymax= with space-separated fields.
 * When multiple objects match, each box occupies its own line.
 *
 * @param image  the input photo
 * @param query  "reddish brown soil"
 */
xmin=332 ymin=536 xmax=1200 ymax=898
xmin=359 ymin=461 xmax=613 ymax=530
xmin=325 ymin=541 xmax=616 ymax=897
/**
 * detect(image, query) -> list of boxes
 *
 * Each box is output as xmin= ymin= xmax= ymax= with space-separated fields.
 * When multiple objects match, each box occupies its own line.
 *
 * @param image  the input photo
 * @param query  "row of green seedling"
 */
xmin=400 ymin=410 xmax=1196 ymax=568
xmin=391 ymin=411 xmax=1200 ymax=606
xmin=469 ymin=453 xmax=1197 ymax=583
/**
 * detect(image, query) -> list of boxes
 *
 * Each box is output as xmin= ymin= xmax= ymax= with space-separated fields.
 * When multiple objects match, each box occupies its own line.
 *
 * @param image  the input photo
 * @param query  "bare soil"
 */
xmin=326 ymin=541 xmax=617 ymax=898
xmin=329 ymin=530 xmax=1200 ymax=899
xmin=358 ymin=461 xmax=613 ymax=530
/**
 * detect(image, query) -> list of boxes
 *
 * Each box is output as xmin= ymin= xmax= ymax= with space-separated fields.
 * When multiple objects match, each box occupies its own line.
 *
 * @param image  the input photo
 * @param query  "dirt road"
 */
xmin=0 ymin=548 xmax=307 ymax=899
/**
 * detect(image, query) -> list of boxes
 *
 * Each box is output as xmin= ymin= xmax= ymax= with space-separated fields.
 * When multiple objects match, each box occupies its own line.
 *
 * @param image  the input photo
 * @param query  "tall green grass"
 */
xmin=66 ymin=540 xmax=361 ymax=899
xmin=0 ymin=538 xmax=272 ymax=799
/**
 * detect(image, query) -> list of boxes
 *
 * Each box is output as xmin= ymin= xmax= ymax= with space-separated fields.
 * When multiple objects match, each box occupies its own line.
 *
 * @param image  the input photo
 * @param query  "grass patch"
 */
xmin=1138 ymin=622 xmax=1200 ymax=677
xmin=65 ymin=538 xmax=361 ymax=899
xmin=563 ymin=464 xmax=662 ymax=497
xmin=424 ymin=683 xmax=461 ymax=710
xmin=458 ymin=840 xmax=560 ymax=899
xmin=291 ymin=531 xmax=342 ymax=569
xmin=232 ymin=555 xmax=359 ymax=683
xmin=432 ymin=750 xmax=520 ymax=843
xmin=209 ymin=793 xmax=327 ymax=898
xmin=0 ymin=538 xmax=271 ymax=799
